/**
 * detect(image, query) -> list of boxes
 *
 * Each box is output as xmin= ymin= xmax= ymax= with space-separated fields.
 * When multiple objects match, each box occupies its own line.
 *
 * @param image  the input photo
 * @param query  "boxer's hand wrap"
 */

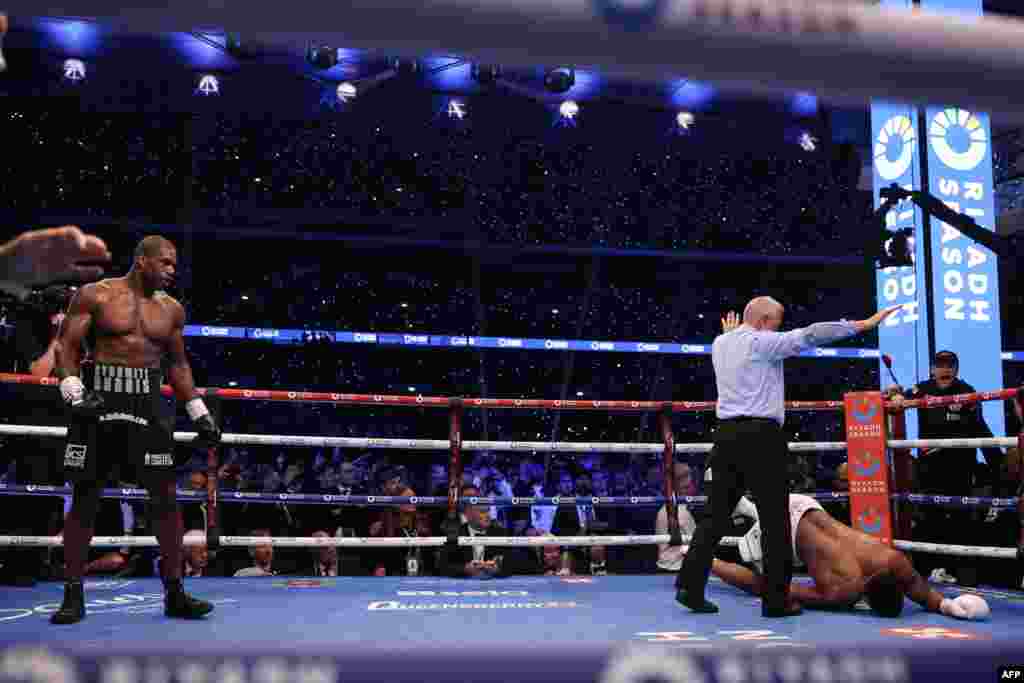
xmin=186 ymin=398 xmax=209 ymax=421
xmin=60 ymin=376 xmax=84 ymax=405
xmin=188 ymin=398 xmax=221 ymax=447
xmin=61 ymin=375 xmax=104 ymax=417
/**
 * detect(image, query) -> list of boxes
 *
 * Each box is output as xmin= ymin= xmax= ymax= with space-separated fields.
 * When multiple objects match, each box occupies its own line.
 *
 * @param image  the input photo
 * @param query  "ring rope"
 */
xmin=2 ymin=423 xmax=1014 ymax=451
xmin=0 ymin=533 xmax=1016 ymax=560
xmin=0 ymin=424 xmax=846 ymax=453
xmin=0 ymin=533 xmax=731 ymax=549
xmin=2 ymin=485 xmax=1016 ymax=509
xmin=3 ymin=373 xmax=1018 ymax=411
xmin=0 ymin=373 xmax=848 ymax=412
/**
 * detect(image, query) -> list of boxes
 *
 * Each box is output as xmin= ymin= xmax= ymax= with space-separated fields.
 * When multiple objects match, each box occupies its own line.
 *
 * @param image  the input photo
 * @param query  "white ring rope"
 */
xmin=0 ymin=533 xmax=733 ymax=548
xmin=0 ymin=424 xmax=846 ymax=453
xmin=887 ymin=437 xmax=1018 ymax=450
xmin=4 ymin=423 xmax=1014 ymax=452
xmin=893 ymin=540 xmax=1019 ymax=560
xmin=0 ymin=534 xmax=1016 ymax=560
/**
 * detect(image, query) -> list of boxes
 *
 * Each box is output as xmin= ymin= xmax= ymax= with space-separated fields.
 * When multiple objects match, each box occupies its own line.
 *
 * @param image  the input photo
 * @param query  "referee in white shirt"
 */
xmin=677 ymin=297 xmax=898 ymax=618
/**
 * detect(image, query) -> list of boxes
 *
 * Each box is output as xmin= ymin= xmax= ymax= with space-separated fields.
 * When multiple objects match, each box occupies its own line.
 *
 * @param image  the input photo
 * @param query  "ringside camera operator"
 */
xmin=0 ymin=285 xmax=76 ymax=585
xmin=887 ymin=350 xmax=1004 ymax=587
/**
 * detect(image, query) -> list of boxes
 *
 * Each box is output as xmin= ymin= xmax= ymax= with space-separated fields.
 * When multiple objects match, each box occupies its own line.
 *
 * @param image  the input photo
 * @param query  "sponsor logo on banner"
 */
xmin=0 ymin=593 xmax=167 ymax=622
xmin=404 ymin=335 xmax=428 ymax=345
xmin=875 ymin=114 xmax=917 ymax=181
xmin=561 ymin=577 xmax=593 ymax=584
xmin=368 ymin=600 xmax=578 ymax=611
xmin=544 ymin=340 xmax=569 ymax=350
xmin=200 ymin=326 xmax=229 ymax=336
xmin=851 ymin=451 xmax=881 ymax=478
xmin=850 ymin=401 xmax=879 ymax=425
xmin=49 ymin=580 xmax=135 ymax=591
xmin=881 ymin=626 xmax=986 ymax=640
xmin=272 ymin=579 xmax=336 ymax=588
xmin=856 ymin=507 xmax=884 ymax=535
xmin=397 ymin=590 xmax=528 ymax=597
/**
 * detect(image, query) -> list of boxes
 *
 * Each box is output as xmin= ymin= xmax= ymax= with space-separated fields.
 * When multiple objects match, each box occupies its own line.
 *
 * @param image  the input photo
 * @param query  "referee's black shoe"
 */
xmin=676 ymin=589 xmax=719 ymax=613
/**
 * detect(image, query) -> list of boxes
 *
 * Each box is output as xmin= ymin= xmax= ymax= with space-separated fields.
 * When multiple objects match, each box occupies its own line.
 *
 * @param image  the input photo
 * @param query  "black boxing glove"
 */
xmin=59 ymin=375 xmax=105 ymax=418
xmin=186 ymin=398 xmax=221 ymax=448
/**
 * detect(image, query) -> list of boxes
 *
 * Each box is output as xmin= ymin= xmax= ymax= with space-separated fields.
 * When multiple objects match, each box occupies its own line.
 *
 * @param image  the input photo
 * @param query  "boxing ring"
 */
xmin=0 ymin=374 xmax=1022 ymax=683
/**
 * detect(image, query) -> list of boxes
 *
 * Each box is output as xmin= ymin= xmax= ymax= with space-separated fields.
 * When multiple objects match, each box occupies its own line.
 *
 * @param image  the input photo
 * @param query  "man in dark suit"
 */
xmin=551 ymin=472 xmax=612 ymax=575
xmin=440 ymin=485 xmax=519 ymax=578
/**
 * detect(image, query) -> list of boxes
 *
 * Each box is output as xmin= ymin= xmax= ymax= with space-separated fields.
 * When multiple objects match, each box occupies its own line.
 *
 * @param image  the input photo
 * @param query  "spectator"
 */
xmin=183 ymin=530 xmax=211 ymax=578
xmin=552 ymin=471 xmax=612 ymax=575
xmin=439 ymin=485 xmax=513 ymax=578
xmin=309 ymin=530 xmax=339 ymax=577
xmin=889 ymin=350 xmax=1004 ymax=586
xmin=523 ymin=529 xmax=571 ymax=576
xmin=234 ymin=529 xmax=276 ymax=577
xmin=182 ymin=470 xmax=208 ymax=532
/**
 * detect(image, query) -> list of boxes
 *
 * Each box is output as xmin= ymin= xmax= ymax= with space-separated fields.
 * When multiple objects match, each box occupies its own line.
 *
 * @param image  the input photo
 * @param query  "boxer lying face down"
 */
xmin=707 ymin=494 xmax=989 ymax=621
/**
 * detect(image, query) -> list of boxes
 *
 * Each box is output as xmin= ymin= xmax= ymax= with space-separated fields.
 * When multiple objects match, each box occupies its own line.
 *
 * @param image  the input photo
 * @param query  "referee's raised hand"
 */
xmin=721 ymin=311 xmax=740 ymax=333
xmin=853 ymin=305 xmax=903 ymax=333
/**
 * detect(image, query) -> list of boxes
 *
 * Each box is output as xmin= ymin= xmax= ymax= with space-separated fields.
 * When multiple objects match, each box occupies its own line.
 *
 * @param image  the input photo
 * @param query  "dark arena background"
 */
xmin=1 ymin=2 xmax=1024 ymax=682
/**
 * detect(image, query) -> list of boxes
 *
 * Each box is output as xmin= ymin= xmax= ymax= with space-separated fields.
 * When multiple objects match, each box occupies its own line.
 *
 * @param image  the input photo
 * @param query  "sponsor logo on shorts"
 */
xmin=64 ymin=444 xmax=86 ymax=469
xmin=99 ymin=413 xmax=149 ymax=426
xmin=144 ymin=452 xmax=173 ymax=467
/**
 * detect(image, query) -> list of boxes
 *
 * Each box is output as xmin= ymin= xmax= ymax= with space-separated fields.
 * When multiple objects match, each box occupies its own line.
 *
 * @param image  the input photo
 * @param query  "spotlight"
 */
xmin=471 ymin=64 xmax=500 ymax=86
xmin=337 ymin=81 xmax=357 ymax=103
xmin=306 ymin=45 xmax=338 ymax=70
xmin=798 ymin=131 xmax=818 ymax=152
xmin=559 ymin=100 xmax=579 ymax=120
xmin=676 ymin=111 xmax=694 ymax=130
xmin=196 ymin=73 xmax=220 ymax=96
xmin=544 ymin=68 xmax=575 ymax=94
xmin=63 ymin=58 xmax=86 ymax=82
xmin=446 ymin=99 xmax=466 ymax=120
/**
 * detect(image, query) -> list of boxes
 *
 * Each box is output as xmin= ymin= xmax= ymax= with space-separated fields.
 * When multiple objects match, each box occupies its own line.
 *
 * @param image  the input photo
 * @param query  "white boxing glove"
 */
xmin=940 ymin=594 xmax=990 ymax=621
xmin=737 ymin=524 xmax=764 ymax=574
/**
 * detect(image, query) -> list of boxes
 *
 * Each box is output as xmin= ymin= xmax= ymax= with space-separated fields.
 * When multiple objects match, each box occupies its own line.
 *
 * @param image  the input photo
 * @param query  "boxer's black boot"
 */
xmin=164 ymin=578 xmax=214 ymax=619
xmin=50 ymin=580 xmax=85 ymax=625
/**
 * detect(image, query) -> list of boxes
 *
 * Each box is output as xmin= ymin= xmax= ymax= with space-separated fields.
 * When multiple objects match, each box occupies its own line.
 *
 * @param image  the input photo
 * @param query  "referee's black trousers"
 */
xmin=678 ymin=417 xmax=793 ymax=611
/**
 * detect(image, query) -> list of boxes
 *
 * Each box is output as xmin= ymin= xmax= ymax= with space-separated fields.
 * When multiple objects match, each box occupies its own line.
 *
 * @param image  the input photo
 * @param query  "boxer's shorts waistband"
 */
xmin=88 ymin=363 xmax=162 ymax=395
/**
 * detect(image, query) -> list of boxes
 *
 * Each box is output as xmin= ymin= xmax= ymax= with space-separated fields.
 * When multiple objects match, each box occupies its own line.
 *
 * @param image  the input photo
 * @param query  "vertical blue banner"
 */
xmin=921 ymin=0 xmax=1005 ymax=439
xmin=871 ymin=1 xmax=929 ymax=441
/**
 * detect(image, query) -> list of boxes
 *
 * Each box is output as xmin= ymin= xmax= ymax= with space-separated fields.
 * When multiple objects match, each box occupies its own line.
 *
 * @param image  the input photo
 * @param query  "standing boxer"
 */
xmin=53 ymin=235 xmax=220 ymax=624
